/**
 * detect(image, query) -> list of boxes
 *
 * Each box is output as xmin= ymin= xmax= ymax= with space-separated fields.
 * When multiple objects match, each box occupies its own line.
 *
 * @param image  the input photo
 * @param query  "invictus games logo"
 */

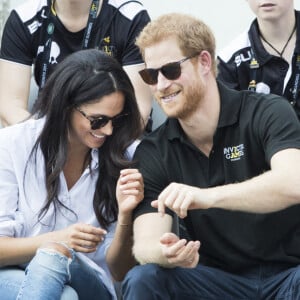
xmin=224 ymin=144 xmax=245 ymax=161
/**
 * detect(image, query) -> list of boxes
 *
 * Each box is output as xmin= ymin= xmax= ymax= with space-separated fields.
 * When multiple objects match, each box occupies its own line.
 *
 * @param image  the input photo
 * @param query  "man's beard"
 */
xmin=170 ymin=80 xmax=205 ymax=120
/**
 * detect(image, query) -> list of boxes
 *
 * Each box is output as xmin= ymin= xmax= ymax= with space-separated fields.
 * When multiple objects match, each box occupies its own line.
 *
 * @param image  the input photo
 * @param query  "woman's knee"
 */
xmin=39 ymin=241 xmax=72 ymax=258
xmin=26 ymin=242 xmax=74 ymax=283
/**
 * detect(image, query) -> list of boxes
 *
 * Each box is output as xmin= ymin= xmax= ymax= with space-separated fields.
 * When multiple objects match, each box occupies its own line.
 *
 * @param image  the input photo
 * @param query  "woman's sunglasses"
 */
xmin=75 ymin=107 xmax=129 ymax=130
xmin=139 ymin=54 xmax=198 ymax=85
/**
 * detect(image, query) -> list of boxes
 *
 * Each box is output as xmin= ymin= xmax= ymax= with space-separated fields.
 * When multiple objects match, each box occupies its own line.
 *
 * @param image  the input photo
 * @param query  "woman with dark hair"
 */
xmin=0 ymin=48 xmax=143 ymax=300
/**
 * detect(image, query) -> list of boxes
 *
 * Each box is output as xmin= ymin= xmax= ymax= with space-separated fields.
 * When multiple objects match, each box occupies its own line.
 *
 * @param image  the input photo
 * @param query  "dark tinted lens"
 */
xmin=139 ymin=61 xmax=182 ymax=85
xmin=91 ymin=117 xmax=109 ymax=130
xmin=161 ymin=62 xmax=181 ymax=80
xmin=90 ymin=114 xmax=128 ymax=130
xmin=139 ymin=69 xmax=159 ymax=85
xmin=112 ymin=114 xmax=128 ymax=127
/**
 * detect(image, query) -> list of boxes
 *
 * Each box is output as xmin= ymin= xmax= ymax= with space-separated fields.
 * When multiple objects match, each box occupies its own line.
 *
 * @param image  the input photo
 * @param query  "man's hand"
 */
xmin=151 ymin=183 xmax=210 ymax=218
xmin=160 ymin=232 xmax=200 ymax=268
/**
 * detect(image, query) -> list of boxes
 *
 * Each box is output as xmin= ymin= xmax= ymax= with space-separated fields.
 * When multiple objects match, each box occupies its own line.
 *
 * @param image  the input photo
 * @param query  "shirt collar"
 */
xmin=248 ymin=19 xmax=272 ymax=66
xmin=90 ymin=148 xmax=99 ymax=169
xmin=249 ymin=10 xmax=300 ymax=65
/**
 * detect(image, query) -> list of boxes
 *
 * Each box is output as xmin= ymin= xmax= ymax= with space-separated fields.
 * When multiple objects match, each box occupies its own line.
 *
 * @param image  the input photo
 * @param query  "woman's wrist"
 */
xmin=118 ymin=222 xmax=131 ymax=226
xmin=117 ymin=214 xmax=132 ymax=226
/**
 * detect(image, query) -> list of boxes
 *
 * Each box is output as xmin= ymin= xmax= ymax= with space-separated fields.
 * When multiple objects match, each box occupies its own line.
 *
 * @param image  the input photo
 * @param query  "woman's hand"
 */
xmin=55 ymin=223 xmax=107 ymax=253
xmin=116 ymin=169 xmax=144 ymax=221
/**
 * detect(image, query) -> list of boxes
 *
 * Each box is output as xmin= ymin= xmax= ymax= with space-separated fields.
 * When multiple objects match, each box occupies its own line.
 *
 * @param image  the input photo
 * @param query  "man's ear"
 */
xmin=198 ymin=50 xmax=212 ymax=74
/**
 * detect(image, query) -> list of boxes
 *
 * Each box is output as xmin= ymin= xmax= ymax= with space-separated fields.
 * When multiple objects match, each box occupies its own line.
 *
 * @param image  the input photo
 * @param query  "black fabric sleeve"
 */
xmin=0 ymin=10 xmax=34 ymax=65
xmin=132 ymin=138 xmax=173 ymax=220
xmin=254 ymin=95 xmax=300 ymax=162
xmin=120 ymin=10 xmax=150 ymax=66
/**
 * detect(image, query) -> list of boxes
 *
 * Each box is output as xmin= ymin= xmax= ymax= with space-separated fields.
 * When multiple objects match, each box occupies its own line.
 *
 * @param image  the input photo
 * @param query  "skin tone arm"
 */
xmin=106 ymin=168 xmax=144 ymax=281
xmin=133 ymin=212 xmax=200 ymax=268
xmin=0 ymin=169 xmax=141 ymax=274
xmin=133 ymin=148 xmax=300 ymax=267
xmin=0 ymin=223 xmax=107 ymax=267
xmin=124 ymin=64 xmax=153 ymax=129
xmin=0 ymin=60 xmax=32 ymax=126
xmin=153 ymin=148 xmax=300 ymax=218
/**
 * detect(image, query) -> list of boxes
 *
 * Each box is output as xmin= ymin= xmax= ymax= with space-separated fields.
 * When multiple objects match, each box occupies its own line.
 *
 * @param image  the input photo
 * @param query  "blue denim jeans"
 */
xmin=0 ymin=247 xmax=113 ymax=300
xmin=122 ymin=263 xmax=300 ymax=300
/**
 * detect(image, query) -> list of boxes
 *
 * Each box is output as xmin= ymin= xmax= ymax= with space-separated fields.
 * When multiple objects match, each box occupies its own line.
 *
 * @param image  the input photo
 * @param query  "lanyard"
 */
xmin=40 ymin=0 xmax=100 ymax=88
xmin=248 ymin=49 xmax=260 ymax=92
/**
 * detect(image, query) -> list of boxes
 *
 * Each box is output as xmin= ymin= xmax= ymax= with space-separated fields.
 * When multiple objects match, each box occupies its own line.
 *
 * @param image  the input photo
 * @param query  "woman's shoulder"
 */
xmin=0 ymin=118 xmax=44 ymax=149
xmin=125 ymin=139 xmax=140 ymax=160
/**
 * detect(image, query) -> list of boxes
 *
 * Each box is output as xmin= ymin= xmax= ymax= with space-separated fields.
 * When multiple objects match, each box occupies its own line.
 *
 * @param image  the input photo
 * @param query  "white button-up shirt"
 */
xmin=0 ymin=117 xmax=138 ymax=299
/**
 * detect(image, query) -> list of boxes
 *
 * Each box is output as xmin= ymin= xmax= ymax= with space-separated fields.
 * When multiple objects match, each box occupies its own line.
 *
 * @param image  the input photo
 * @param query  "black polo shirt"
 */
xmin=217 ymin=10 xmax=300 ymax=120
xmin=133 ymin=82 xmax=300 ymax=273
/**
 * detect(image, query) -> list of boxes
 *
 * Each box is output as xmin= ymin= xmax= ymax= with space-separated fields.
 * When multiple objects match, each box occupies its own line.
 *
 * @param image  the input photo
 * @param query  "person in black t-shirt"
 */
xmin=122 ymin=13 xmax=300 ymax=300
xmin=0 ymin=0 xmax=152 ymax=130
xmin=217 ymin=0 xmax=300 ymax=120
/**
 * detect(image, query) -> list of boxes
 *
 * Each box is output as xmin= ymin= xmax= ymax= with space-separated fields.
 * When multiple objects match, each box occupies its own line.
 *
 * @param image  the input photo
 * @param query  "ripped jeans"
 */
xmin=0 ymin=245 xmax=113 ymax=300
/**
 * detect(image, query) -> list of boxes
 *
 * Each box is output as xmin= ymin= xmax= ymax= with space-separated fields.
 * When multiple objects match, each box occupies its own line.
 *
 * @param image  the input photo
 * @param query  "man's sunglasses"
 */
xmin=75 ymin=107 xmax=129 ymax=130
xmin=139 ymin=54 xmax=198 ymax=85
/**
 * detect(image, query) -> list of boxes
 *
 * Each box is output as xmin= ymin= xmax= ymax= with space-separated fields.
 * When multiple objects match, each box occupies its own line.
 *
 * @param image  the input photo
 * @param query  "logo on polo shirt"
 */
xmin=234 ymin=50 xmax=251 ymax=67
xmin=223 ymin=144 xmax=245 ymax=161
xmin=98 ymin=36 xmax=116 ymax=57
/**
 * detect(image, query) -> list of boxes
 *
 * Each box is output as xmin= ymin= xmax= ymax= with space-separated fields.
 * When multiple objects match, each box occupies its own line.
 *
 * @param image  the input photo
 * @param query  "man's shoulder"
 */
xmin=240 ymin=91 xmax=299 ymax=126
xmin=244 ymin=90 xmax=289 ymax=106
xmin=218 ymin=83 xmax=295 ymax=124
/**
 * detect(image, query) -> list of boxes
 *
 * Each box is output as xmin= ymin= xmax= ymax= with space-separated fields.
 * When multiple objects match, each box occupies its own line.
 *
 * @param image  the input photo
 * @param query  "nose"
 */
xmin=156 ymin=71 xmax=172 ymax=91
xmin=98 ymin=120 xmax=113 ymax=136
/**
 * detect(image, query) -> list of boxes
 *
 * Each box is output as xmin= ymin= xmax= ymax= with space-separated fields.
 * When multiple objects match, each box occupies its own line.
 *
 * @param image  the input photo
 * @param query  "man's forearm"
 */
xmin=204 ymin=150 xmax=300 ymax=213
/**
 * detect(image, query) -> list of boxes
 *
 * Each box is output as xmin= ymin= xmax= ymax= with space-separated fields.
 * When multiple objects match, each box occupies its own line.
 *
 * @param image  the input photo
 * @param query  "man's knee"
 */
xmin=290 ymin=265 xmax=300 ymax=287
xmin=123 ymin=263 xmax=166 ymax=293
xmin=126 ymin=264 xmax=159 ymax=281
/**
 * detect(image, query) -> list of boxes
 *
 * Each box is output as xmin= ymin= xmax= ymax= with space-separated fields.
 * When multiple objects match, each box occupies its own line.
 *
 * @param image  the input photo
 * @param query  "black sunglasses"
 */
xmin=139 ymin=54 xmax=198 ymax=85
xmin=75 ymin=107 xmax=129 ymax=130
